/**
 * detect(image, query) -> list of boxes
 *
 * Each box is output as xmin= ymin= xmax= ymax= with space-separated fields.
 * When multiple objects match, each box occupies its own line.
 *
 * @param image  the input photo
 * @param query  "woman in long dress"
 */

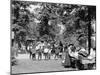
xmin=62 ymin=45 xmax=71 ymax=67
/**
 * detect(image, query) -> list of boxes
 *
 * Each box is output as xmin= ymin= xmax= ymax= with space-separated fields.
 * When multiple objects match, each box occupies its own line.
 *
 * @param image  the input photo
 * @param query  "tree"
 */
xmin=11 ymin=1 xmax=96 ymax=49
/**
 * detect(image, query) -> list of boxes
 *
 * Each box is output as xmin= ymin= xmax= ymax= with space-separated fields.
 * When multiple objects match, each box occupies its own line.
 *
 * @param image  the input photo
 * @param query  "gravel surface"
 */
xmin=11 ymin=54 xmax=77 ymax=74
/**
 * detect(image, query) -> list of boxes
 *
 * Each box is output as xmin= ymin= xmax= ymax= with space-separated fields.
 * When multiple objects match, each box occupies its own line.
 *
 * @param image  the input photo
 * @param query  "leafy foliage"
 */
xmin=11 ymin=1 xmax=96 ymax=47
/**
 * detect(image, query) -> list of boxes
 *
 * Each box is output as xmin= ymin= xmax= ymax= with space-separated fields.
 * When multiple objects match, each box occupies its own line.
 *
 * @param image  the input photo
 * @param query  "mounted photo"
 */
xmin=11 ymin=0 xmax=96 ymax=74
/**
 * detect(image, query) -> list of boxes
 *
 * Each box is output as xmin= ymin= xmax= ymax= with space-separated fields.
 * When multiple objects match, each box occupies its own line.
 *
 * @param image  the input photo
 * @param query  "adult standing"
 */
xmin=28 ymin=44 xmax=33 ymax=59
xmin=54 ymin=43 xmax=60 ymax=60
xmin=62 ymin=44 xmax=71 ymax=68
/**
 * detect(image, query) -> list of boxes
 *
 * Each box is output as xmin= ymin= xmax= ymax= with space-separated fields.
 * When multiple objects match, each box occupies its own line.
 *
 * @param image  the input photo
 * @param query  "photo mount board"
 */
xmin=10 ymin=0 xmax=96 ymax=74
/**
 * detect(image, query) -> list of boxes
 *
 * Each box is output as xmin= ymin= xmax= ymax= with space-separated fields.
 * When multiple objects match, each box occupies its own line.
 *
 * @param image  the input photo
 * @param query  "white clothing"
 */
xmin=68 ymin=47 xmax=78 ymax=59
xmin=35 ymin=45 xmax=40 ymax=50
xmin=88 ymin=48 xmax=95 ymax=59
xmin=44 ymin=48 xmax=49 ymax=53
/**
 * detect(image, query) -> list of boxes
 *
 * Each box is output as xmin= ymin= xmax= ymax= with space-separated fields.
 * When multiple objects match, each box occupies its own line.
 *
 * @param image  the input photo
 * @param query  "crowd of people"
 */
xmin=11 ymin=40 xmax=96 ymax=70
xmin=62 ymin=44 xmax=96 ymax=70
xmin=26 ymin=40 xmax=63 ymax=60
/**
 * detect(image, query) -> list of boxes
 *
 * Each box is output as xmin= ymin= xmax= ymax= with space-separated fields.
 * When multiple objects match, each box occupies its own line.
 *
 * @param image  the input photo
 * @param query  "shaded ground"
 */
xmin=12 ymin=54 xmax=77 ymax=74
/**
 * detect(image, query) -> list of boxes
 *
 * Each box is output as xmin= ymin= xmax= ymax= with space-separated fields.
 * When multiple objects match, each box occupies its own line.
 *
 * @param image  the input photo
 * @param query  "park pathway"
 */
xmin=12 ymin=54 xmax=77 ymax=74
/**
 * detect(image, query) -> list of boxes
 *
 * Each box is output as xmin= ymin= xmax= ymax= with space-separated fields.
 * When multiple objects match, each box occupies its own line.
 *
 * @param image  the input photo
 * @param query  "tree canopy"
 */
xmin=11 ymin=1 xmax=96 ymax=47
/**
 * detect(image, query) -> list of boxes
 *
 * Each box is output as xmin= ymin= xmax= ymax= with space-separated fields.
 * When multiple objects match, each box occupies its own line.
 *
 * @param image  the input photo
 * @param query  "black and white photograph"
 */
xmin=11 ymin=0 xmax=96 ymax=74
